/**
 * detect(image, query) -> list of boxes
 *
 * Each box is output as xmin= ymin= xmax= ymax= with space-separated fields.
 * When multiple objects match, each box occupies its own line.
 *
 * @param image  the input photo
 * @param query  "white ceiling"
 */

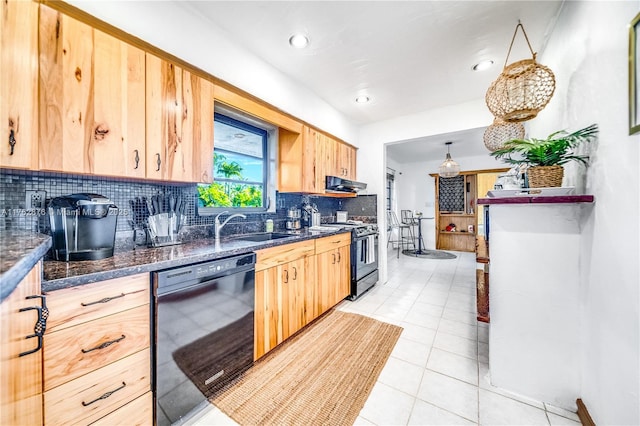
xmin=386 ymin=126 xmax=490 ymax=164
xmin=181 ymin=0 xmax=563 ymax=161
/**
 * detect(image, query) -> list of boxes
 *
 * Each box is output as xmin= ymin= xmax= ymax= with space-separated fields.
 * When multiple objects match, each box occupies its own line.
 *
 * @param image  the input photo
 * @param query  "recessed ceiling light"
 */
xmin=289 ymin=34 xmax=309 ymax=49
xmin=355 ymin=95 xmax=370 ymax=104
xmin=472 ymin=60 xmax=494 ymax=71
xmin=234 ymin=133 xmax=245 ymax=139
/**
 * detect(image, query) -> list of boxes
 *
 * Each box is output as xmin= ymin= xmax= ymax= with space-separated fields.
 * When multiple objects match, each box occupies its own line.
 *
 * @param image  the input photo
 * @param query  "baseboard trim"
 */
xmin=576 ymin=398 xmax=596 ymax=426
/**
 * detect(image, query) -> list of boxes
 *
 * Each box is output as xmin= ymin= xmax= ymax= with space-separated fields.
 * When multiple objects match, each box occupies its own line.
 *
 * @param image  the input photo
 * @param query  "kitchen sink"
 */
xmin=231 ymin=232 xmax=293 ymax=242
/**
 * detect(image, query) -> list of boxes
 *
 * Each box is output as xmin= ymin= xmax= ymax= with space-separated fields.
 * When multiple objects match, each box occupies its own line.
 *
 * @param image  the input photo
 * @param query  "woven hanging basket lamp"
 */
xmin=483 ymin=117 xmax=526 ymax=152
xmin=485 ymin=22 xmax=556 ymax=122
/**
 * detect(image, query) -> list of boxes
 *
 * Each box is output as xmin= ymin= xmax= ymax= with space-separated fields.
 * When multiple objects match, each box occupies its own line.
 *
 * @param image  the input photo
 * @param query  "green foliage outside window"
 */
xmin=198 ymin=153 xmax=263 ymax=208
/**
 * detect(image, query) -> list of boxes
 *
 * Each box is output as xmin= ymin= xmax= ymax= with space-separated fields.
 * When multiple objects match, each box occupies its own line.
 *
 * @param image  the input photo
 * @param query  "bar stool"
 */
xmin=387 ymin=211 xmax=415 ymax=258
xmin=400 ymin=210 xmax=419 ymax=247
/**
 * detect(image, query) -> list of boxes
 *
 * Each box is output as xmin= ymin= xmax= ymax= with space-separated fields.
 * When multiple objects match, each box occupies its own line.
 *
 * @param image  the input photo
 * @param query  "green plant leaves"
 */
xmin=490 ymin=124 xmax=598 ymax=167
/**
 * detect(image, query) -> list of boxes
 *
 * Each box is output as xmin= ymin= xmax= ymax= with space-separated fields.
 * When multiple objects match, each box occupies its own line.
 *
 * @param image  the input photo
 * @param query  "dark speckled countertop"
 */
xmin=42 ymin=229 xmax=349 ymax=293
xmin=1 ymin=230 xmax=52 ymax=302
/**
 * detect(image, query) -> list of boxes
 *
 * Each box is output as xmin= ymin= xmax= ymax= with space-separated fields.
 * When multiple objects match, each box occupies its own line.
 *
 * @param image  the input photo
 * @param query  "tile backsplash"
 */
xmin=0 ymin=169 xmax=377 ymax=246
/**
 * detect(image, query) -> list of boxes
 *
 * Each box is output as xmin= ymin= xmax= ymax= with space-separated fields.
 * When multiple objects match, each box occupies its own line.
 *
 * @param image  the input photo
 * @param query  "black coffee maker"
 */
xmin=48 ymin=193 xmax=118 ymax=261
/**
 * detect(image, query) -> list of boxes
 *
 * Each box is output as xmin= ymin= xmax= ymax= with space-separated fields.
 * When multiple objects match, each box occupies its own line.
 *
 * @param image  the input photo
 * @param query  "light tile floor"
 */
xmin=185 ymin=249 xmax=581 ymax=426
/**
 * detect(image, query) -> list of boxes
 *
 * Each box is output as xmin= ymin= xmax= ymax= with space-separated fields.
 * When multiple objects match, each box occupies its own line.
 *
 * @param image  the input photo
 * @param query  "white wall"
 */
xmin=360 ymin=99 xmax=494 ymax=282
xmin=66 ymin=0 xmax=359 ymax=144
xmin=526 ymin=1 xmax=640 ymax=423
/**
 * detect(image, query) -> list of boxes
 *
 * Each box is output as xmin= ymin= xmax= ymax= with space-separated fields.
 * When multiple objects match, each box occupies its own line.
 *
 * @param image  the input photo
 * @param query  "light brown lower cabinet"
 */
xmin=0 ymin=262 xmax=44 ymax=426
xmin=254 ymin=240 xmax=316 ymax=359
xmin=42 ymin=273 xmax=152 ymax=425
xmin=90 ymin=391 xmax=153 ymax=426
xmin=254 ymin=233 xmax=351 ymax=360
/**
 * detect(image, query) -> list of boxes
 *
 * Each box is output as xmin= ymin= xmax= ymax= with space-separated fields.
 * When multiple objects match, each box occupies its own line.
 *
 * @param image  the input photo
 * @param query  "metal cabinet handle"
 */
xmin=156 ymin=153 xmax=161 ymax=172
xmin=81 ymin=335 xmax=126 ymax=354
xmin=8 ymin=129 xmax=16 ymax=156
xmin=81 ymin=382 xmax=126 ymax=406
xmin=284 ymin=269 xmax=289 ymax=283
xmin=81 ymin=293 xmax=125 ymax=307
xmin=292 ymin=266 xmax=297 ymax=280
xmin=337 ymin=251 xmax=341 ymax=263
xmin=332 ymin=253 xmax=336 ymax=264
xmin=133 ymin=149 xmax=140 ymax=169
xmin=18 ymin=295 xmax=48 ymax=357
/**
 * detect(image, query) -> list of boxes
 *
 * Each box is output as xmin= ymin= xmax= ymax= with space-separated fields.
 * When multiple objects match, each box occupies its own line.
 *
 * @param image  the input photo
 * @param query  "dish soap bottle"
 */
xmin=265 ymin=219 xmax=274 ymax=232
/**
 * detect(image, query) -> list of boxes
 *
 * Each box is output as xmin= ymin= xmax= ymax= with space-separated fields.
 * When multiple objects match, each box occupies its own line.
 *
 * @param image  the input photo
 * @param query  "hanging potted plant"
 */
xmin=489 ymin=124 xmax=599 ymax=187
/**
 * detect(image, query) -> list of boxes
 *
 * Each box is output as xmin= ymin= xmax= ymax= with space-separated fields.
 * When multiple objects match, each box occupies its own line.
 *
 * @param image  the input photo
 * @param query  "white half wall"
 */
xmin=515 ymin=1 xmax=639 ymax=423
xmin=65 ymin=0 xmax=358 ymax=144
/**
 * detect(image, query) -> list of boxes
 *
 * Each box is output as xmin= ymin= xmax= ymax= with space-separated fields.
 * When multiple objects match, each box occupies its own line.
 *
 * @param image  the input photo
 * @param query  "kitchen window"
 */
xmin=198 ymin=108 xmax=276 ymax=214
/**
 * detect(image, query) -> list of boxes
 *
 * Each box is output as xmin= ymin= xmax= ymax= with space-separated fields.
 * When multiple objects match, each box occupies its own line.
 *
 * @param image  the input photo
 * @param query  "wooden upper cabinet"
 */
xmin=0 ymin=0 xmax=39 ymax=170
xmin=145 ymin=54 xmax=214 ymax=183
xmin=38 ymin=5 xmax=146 ymax=177
xmin=279 ymin=126 xmax=325 ymax=193
xmin=339 ymin=142 xmax=356 ymax=180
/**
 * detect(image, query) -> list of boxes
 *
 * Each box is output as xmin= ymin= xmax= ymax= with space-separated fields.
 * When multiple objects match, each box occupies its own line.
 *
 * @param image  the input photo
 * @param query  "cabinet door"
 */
xmin=336 ymin=245 xmax=351 ymax=302
xmin=0 ymin=263 xmax=43 ymax=426
xmin=0 ymin=0 xmax=39 ymax=170
xmin=321 ymin=133 xmax=338 ymax=178
xmin=302 ymin=126 xmax=324 ymax=193
xmin=339 ymin=142 xmax=356 ymax=180
xmin=254 ymin=266 xmax=280 ymax=359
xmin=281 ymin=257 xmax=309 ymax=340
xmin=316 ymin=249 xmax=338 ymax=314
xmin=39 ymin=6 xmax=146 ymax=177
xmin=91 ymin=29 xmax=146 ymax=178
xmin=146 ymin=54 xmax=214 ymax=183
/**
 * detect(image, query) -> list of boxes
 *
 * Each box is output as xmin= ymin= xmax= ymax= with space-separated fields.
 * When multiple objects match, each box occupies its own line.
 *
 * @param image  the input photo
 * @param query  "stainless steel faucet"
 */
xmin=214 ymin=211 xmax=247 ymax=240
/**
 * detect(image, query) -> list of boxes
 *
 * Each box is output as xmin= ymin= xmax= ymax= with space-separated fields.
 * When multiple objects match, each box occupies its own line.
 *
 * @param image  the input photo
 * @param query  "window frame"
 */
xmin=197 ymin=107 xmax=276 ymax=216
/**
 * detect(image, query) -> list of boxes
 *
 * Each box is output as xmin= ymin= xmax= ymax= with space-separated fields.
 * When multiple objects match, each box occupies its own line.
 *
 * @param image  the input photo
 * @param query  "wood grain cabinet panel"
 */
xmin=146 ymin=53 xmax=214 ymax=183
xmin=44 ymin=305 xmax=150 ymax=391
xmin=278 ymin=126 xmax=356 ymax=194
xmin=43 ymin=274 xmax=151 ymax=425
xmin=90 ymin=391 xmax=153 ymax=426
xmin=0 ymin=262 xmax=43 ymax=426
xmin=44 ymin=349 xmax=150 ymax=426
xmin=0 ymin=0 xmax=39 ymax=170
xmin=45 ymin=273 xmax=149 ymax=333
xmin=315 ymin=235 xmax=351 ymax=312
xmin=254 ymin=241 xmax=315 ymax=359
xmin=255 ymin=240 xmax=315 ymax=272
xmin=38 ymin=5 xmax=146 ymax=177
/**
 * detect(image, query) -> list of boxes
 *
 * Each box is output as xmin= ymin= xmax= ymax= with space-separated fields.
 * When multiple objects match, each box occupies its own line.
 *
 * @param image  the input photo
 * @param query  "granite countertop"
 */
xmin=0 ymin=230 xmax=52 ymax=303
xmin=42 ymin=228 xmax=349 ymax=293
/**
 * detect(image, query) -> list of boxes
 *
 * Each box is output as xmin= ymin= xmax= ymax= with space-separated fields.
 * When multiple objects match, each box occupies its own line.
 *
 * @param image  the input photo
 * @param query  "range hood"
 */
xmin=325 ymin=176 xmax=367 ymax=193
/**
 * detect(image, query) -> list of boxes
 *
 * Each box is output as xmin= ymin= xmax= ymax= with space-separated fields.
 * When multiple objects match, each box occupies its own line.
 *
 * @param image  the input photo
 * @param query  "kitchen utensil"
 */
xmin=169 ymin=195 xmax=176 ymax=216
xmin=152 ymin=195 xmax=160 ymax=215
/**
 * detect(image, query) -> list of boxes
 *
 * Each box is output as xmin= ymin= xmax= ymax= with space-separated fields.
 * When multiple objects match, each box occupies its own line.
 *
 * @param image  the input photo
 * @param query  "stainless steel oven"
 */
xmin=153 ymin=253 xmax=255 ymax=425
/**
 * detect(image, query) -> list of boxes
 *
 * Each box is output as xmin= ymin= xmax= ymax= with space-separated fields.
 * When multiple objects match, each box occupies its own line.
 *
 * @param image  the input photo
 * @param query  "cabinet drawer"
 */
xmin=44 ymin=350 xmax=150 ymax=426
xmin=44 ymin=305 xmax=150 ymax=391
xmin=90 ymin=391 xmax=152 ymax=426
xmin=255 ymin=240 xmax=315 ymax=271
xmin=315 ymin=233 xmax=351 ymax=254
xmin=46 ymin=273 xmax=150 ymax=332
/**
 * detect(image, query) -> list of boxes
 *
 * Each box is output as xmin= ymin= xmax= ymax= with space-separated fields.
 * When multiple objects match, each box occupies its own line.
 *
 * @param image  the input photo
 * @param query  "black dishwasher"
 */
xmin=153 ymin=253 xmax=255 ymax=426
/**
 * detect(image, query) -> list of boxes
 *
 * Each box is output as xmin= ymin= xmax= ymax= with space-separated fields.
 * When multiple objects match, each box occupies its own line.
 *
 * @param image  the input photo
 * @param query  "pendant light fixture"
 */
xmin=439 ymin=142 xmax=460 ymax=178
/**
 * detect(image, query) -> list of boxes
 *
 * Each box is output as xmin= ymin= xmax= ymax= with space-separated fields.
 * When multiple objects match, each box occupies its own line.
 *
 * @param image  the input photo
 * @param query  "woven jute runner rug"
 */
xmin=211 ymin=309 xmax=403 ymax=426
